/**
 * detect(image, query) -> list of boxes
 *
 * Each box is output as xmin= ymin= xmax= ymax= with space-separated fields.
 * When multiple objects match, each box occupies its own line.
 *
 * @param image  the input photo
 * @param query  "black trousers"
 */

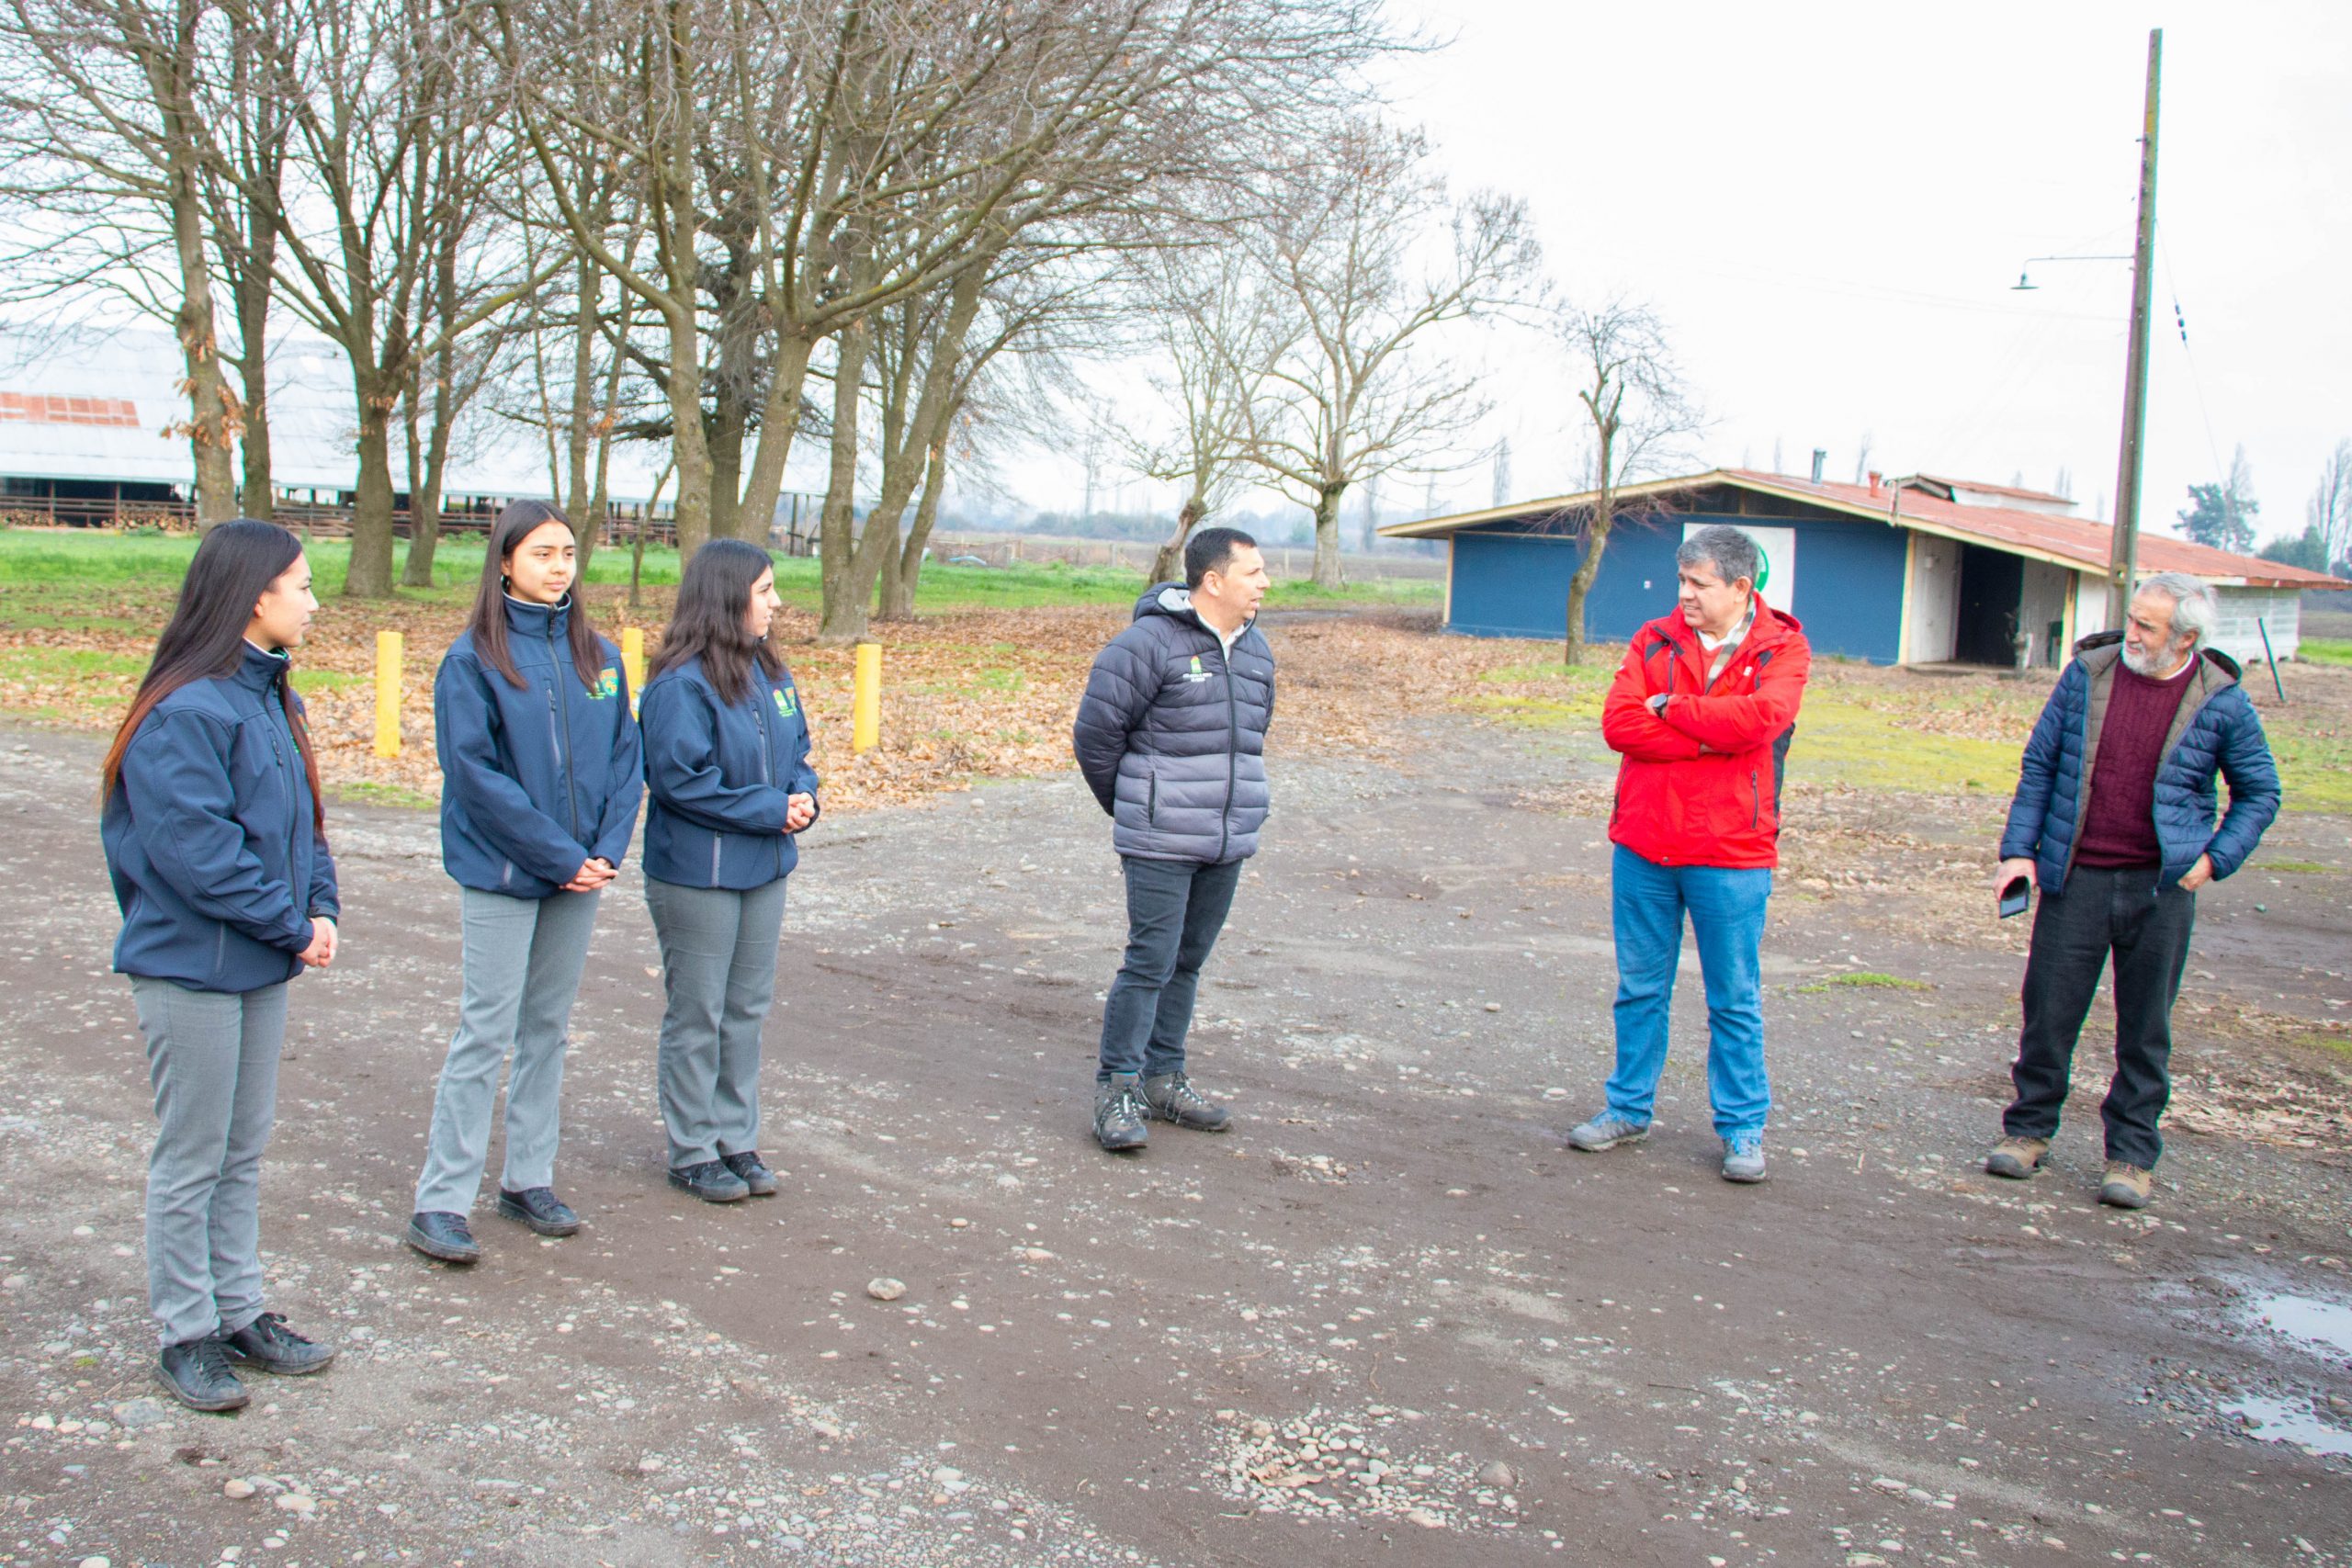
xmin=2002 ymin=863 xmax=2197 ymax=1168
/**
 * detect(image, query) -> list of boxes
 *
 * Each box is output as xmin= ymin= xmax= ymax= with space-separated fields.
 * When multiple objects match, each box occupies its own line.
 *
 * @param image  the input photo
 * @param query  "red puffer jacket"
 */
xmin=1600 ymin=601 xmax=1810 ymax=870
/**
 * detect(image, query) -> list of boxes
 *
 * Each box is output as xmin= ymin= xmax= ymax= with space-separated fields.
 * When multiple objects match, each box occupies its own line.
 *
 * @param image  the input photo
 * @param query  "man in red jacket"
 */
xmin=1566 ymin=525 xmax=1811 ymax=1183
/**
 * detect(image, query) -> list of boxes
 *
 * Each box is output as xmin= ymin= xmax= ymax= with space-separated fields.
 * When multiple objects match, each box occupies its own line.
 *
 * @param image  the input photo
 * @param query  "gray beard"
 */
xmin=2120 ymin=639 xmax=2188 ymax=677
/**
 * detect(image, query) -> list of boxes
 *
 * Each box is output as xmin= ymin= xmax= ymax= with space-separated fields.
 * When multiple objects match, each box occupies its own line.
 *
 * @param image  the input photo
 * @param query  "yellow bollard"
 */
xmin=621 ymin=626 xmax=646 ymax=716
xmin=373 ymin=629 xmax=402 ymax=758
xmin=852 ymin=641 xmax=882 ymax=754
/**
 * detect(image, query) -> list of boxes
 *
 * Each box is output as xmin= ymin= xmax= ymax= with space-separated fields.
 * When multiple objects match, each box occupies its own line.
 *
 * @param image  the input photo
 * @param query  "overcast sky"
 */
xmin=1041 ymin=2 xmax=2350 ymax=546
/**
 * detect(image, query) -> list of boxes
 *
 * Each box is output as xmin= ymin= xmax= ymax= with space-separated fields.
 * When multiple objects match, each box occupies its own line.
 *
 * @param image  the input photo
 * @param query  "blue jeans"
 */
xmin=1097 ymin=856 xmax=1243 ymax=1082
xmin=1604 ymin=844 xmax=1773 ymax=1138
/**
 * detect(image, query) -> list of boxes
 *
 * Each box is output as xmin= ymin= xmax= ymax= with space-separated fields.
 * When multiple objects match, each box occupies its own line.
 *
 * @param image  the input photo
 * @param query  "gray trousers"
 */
xmin=131 ymin=976 xmax=288 ymax=1348
xmin=413 ymin=886 xmax=603 ymax=1213
xmin=644 ymin=875 xmax=787 ymax=1169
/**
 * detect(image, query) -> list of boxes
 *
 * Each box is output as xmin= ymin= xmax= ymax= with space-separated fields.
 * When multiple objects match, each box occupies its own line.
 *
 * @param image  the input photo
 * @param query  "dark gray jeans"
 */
xmin=2002 ymin=863 xmax=2197 ymax=1168
xmin=131 ymin=976 xmax=288 ymax=1348
xmin=1097 ymin=855 xmax=1243 ymax=1082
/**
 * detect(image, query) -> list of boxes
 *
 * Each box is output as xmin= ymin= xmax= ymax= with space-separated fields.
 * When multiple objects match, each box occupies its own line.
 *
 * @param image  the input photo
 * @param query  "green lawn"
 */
xmin=0 ymin=528 xmax=1437 ymax=616
xmin=2301 ymin=637 xmax=2352 ymax=668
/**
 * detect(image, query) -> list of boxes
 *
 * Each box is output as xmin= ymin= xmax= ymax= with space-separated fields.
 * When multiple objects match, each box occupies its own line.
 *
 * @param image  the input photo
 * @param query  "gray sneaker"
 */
xmin=1142 ymin=1072 xmax=1230 ymax=1132
xmin=1094 ymin=1074 xmax=1150 ymax=1152
xmin=1721 ymin=1134 xmax=1767 ymax=1184
xmin=1567 ymin=1110 xmax=1650 ymax=1152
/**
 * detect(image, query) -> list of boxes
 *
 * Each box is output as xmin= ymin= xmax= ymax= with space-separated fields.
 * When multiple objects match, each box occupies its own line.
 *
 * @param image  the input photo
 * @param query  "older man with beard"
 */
xmin=1986 ymin=571 xmax=2280 ymax=1209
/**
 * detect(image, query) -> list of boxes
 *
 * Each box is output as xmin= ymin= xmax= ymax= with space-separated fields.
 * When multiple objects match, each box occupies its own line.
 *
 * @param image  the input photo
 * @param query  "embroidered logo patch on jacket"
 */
xmin=590 ymin=666 xmax=620 ymax=701
xmin=773 ymin=685 xmax=799 ymax=720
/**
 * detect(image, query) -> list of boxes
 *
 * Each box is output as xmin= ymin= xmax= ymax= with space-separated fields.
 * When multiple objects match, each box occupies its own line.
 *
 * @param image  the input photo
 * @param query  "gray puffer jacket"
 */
xmin=1072 ymin=584 xmax=1274 ymax=863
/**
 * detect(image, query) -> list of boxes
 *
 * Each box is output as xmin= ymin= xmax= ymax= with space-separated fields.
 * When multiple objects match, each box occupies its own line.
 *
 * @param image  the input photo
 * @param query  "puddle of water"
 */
xmin=2223 ymin=1395 xmax=2352 ymax=1459
xmin=2247 ymin=1292 xmax=2352 ymax=1359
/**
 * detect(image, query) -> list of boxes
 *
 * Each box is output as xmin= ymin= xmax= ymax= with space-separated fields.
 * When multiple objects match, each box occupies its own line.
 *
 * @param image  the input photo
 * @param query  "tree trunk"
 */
xmin=1310 ymin=481 xmax=1348 ymax=589
xmin=815 ymin=317 xmax=873 ymax=641
xmin=660 ymin=307 xmax=713 ymax=558
xmin=1562 ymin=507 xmax=1612 ymax=665
xmin=1150 ymin=494 xmax=1204 ymax=584
xmin=564 ymin=252 xmax=599 ymax=579
xmin=879 ymin=440 xmax=949 ymax=621
xmin=232 ymin=242 xmax=275 ymax=521
xmin=343 ymin=366 xmax=399 ymax=597
xmin=732 ymin=331 xmax=817 ymax=544
xmin=167 ymin=163 xmax=239 ymax=527
xmin=1564 ymin=427 xmax=1618 ymax=664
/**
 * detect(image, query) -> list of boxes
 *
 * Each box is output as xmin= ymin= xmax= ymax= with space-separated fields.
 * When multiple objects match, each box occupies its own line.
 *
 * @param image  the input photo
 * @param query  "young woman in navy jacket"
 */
xmin=405 ymin=502 xmax=643 ymax=1264
xmin=639 ymin=539 xmax=818 ymax=1203
xmin=101 ymin=520 xmax=341 ymax=1412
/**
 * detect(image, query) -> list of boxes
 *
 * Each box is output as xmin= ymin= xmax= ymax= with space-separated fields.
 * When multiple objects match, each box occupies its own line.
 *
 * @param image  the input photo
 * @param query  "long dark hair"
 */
xmin=648 ymin=538 xmax=783 ymax=705
xmin=466 ymin=500 xmax=604 ymax=689
xmin=102 ymin=519 xmax=327 ymax=834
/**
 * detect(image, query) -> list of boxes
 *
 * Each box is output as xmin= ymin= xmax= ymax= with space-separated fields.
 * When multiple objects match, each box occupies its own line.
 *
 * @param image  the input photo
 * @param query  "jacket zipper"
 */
xmin=755 ymin=679 xmax=781 ymax=881
xmin=268 ymin=681 xmax=304 ymax=913
xmin=548 ymin=622 xmax=580 ymax=840
xmin=1217 ymin=637 xmax=1237 ymax=862
xmin=1749 ymin=770 xmax=1760 ymax=829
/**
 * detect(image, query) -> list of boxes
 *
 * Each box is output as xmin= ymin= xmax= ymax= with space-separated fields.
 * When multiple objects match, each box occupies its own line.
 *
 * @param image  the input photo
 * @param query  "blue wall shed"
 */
xmin=1443 ymin=504 xmax=1908 ymax=664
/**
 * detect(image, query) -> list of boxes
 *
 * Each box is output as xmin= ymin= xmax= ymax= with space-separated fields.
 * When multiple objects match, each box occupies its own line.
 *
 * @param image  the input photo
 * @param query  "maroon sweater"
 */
xmin=2075 ymin=660 xmax=2195 ymax=869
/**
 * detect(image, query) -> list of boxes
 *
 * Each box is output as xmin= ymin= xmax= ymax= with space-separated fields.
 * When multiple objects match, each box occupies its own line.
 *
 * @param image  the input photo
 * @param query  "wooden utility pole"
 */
xmin=2106 ymin=28 xmax=2163 ymax=624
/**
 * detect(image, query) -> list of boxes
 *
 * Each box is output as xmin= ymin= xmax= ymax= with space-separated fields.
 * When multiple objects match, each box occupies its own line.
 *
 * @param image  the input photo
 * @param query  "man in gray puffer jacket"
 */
xmin=1072 ymin=527 xmax=1273 ymax=1151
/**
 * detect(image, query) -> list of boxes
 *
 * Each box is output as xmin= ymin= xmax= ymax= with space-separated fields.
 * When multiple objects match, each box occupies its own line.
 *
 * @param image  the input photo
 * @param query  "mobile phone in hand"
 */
xmin=1997 ymin=876 xmax=2031 ymax=919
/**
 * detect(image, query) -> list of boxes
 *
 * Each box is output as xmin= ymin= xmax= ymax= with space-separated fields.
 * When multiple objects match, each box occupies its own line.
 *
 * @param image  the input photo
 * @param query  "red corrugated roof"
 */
xmin=1719 ymin=470 xmax=2345 ymax=590
xmin=1905 ymin=473 xmax=2076 ymax=505
xmin=0 ymin=391 xmax=142 ymax=428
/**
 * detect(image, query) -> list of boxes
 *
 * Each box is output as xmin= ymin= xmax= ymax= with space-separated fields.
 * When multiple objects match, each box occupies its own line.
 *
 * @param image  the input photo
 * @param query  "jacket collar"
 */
xmin=503 ymin=592 xmax=571 ymax=638
xmin=232 ymin=639 xmax=292 ymax=693
xmin=1655 ymin=594 xmax=1797 ymax=657
xmin=1142 ymin=582 xmax=1254 ymax=642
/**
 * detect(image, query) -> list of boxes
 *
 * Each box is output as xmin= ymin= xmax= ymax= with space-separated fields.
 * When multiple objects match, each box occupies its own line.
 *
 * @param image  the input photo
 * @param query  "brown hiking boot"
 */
xmin=1984 ymin=1135 xmax=2050 ymax=1180
xmin=2098 ymin=1161 xmax=2154 ymax=1209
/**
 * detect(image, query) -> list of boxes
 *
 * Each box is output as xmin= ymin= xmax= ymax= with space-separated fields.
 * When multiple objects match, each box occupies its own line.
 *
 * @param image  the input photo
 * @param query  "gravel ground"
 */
xmin=0 ymin=691 xmax=2347 ymax=1568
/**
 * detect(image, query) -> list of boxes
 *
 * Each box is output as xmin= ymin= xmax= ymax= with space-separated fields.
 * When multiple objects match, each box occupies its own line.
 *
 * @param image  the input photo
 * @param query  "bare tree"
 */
xmin=1235 ymin=121 xmax=1537 ymax=589
xmin=0 ymin=0 xmax=244 ymax=523
xmin=1105 ymin=243 xmax=1276 ymax=584
xmin=2310 ymin=438 xmax=2352 ymax=574
xmin=216 ymin=0 xmax=548 ymax=595
xmin=1556 ymin=299 xmax=1699 ymax=664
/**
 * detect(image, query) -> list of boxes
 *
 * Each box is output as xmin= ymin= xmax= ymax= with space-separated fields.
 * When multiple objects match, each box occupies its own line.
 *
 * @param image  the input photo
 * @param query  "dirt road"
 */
xmin=2 ymin=686 xmax=2347 ymax=1567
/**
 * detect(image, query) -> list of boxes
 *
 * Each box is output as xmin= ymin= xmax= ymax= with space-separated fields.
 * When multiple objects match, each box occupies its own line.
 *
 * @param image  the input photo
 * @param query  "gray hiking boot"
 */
xmin=1566 ymin=1110 xmax=1649 ymax=1152
xmin=2098 ymin=1160 xmax=2154 ymax=1209
xmin=1721 ymin=1134 xmax=1767 ymax=1184
xmin=1985 ymin=1135 xmax=2051 ymax=1180
xmin=1093 ymin=1074 xmax=1149 ymax=1152
xmin=1142 ymin=1072 xmax=1230 ymax=1132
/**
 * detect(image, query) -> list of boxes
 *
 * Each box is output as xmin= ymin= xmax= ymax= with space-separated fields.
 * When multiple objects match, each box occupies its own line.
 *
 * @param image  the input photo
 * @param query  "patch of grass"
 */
xmin=331 ymin=779 xmax=436 ymax=811
xmin=2299 ymin=637 xmax=2352 ymax=667
xmin=290 ymin=669 xmax=366 ymax=695
xmin=1818 ymin=971 xmax=1931 ymax=989
xmin=1784 ymin=694 xmax=2025 ymax=795
xmin=2272 ymin=730 xmax=2352 ymax=813
xmin=0 ymin=527 xmax=1434 ymax=617
xmin=2257 ymin=859 xmax=2336 ymax=874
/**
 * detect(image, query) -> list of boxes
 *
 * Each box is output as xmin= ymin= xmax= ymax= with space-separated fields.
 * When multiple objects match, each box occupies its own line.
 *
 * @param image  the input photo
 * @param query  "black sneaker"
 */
xmin=405 ymin=1210 xmax=481 ymax=1263
xmin=223 ymin=1312 xmax=336 ymax=1376
xmin=496 ymin=1187 xmax=582 ymax=1236
xmin=721 ymin=1151 xmax=779 ymax=1197
xmin=156 ymin=1334 xmax=248 ymax=1412
xmin=1093 ymin=1074 xmax=1149 ymax=1152
xmin=1142 ymin=1072 xmax=1231 ymax=1132
xmin=668 ymin=1160 xmax=751 ymax=1203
